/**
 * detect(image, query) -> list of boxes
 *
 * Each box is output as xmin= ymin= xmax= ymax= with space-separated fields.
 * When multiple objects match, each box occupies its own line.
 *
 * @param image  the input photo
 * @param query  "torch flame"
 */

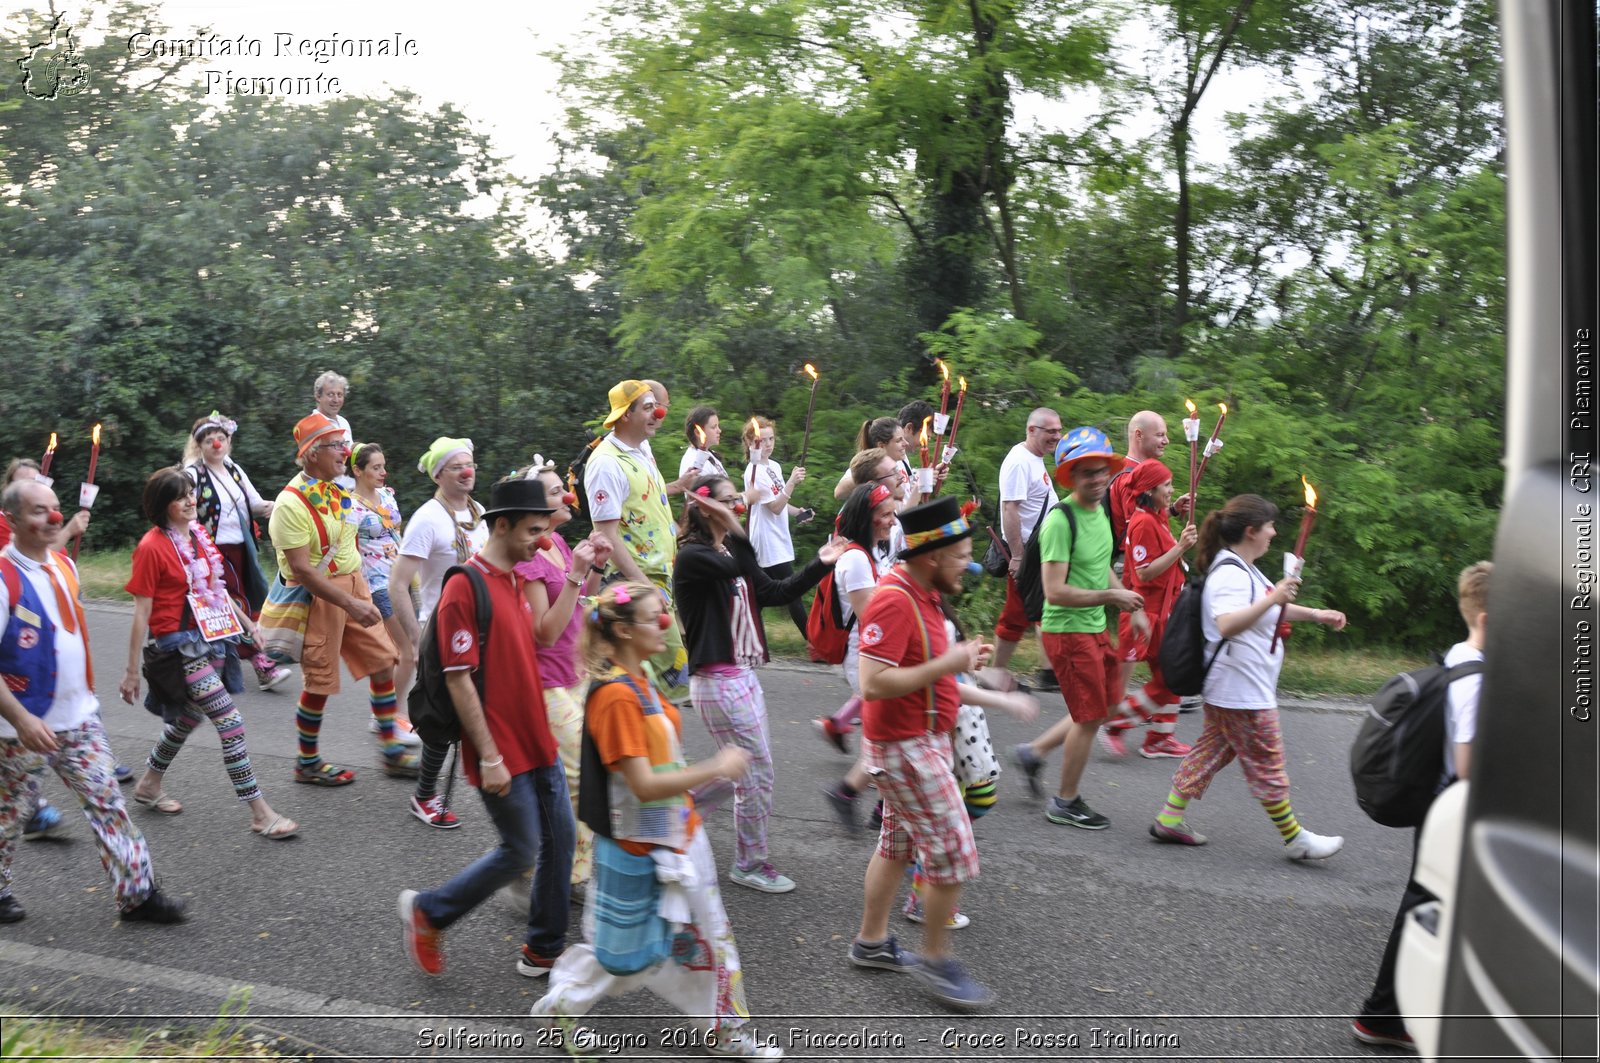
xmin=937 ymin=359 xmax=949 ymax=383
xmin=1302 ymin=475 xmax=1318 ymax=510
xmin=693 ymin=424 xmax=707 ymax=448
xmin=803 ymin=363 xmax=818 ymax=381
xmin=919 ymin=416 xmax=931 ymax=446
xmin=1185 ymin=398 xmax=1197 ymax=416
xmin=91 ymin=423 xmax=101 ymax=445
xmin=1218 ymin=403 xmax=1228 ymax=416
xmin=958 ymin=375 xmax=967 ymax=391
xmin=747 ymin=417 xmax=759 ymax=439
xmin=46 ymin=433 xmax=57 ymax=453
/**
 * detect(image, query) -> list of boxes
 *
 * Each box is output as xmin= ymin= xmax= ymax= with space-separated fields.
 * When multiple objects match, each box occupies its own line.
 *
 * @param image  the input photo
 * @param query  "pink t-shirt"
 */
xmin=514 ymin=532 xmax=582 ymax=689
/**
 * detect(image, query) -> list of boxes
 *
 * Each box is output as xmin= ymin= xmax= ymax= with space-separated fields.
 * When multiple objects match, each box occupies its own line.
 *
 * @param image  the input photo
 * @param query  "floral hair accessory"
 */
xmin=193 ymin=411 xmax=238 ymax=440
xmin=526 ymin=454 xmax=558 ymax=479
xmin=695 ymin=485 xmax=713 ymax=498
xmin=612 ymin=586 xmax=634 ymax=606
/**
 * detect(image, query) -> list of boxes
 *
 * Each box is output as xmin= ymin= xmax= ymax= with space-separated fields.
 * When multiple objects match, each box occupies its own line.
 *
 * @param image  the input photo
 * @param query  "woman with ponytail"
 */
xmin=532 ymin=582 xmax=782 ymax=1059
xmin=833 ymin=417 xmax=910 ymax=500
xmin=1148 ymin=494 xmax=1349 ymax=860
xmin=673 ymin=475 xmax=844 ymax=895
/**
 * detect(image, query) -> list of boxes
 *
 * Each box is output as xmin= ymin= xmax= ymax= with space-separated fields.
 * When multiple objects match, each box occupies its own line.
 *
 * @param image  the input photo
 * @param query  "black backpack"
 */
xmin=1350 ymin=657 xmax=1484 ymax=828
xmin=1157 ymin=556 xmax=1249 ymax=697
xmin=565 ymin=435 xmax=603 ymax=540
xmin=407 ymin=564 xmax=492 ymax=747
xmin=1018 ymin=497 xmax=1128 ymax=623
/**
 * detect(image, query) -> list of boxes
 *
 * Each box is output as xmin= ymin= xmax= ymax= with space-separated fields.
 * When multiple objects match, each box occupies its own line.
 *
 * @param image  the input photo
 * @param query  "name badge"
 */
xmin=189 ymin=595 xmax=245 ymax=642
xmin=14 ymin=605 xmax=42 ymax=628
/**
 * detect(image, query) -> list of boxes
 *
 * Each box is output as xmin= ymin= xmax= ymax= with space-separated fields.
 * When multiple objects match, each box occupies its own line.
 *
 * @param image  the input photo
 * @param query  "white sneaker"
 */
xmin=728 ymin=863 xmax=796 ymax=894
xmin=1284 ymin=829 xmax=1344 ymax=861
xmin=370 ymin=716 xmax=424 ymax=747
xmin=706 ymin=1028 xmax=783 ymax=1058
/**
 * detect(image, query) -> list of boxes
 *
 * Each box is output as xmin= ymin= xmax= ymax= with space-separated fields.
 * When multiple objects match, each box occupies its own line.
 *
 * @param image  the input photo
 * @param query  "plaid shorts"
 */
xmin=864 ymin=732 xmax=979 ymax=886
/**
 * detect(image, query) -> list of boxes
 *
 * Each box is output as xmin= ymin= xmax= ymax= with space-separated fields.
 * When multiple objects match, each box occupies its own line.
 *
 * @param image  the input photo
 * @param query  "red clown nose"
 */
xmin=656 ymin=612 xmax=673 ymax=631
xmin=210 ymin=439 xmax=224 ymax=450
xmin=651 ymin=406 xmax=667 ymax=421
xmin=733 ymin=501 xmax=747 ymax=516
xmin=561 ymin=491 xmax=577 ymax=506
xmin=46 ymin=511 xmax=64 ymax=526
xmin=535 ymin=536 xmax=553 ymax=551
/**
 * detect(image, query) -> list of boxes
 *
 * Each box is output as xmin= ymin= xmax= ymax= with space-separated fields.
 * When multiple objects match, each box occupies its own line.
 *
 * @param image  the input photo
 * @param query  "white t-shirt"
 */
xmin=0 ymin=546 xmax=98 ymax=736
xmin=400 ymin=497 xmax=488 ymax=622
xmin=678 ymin=446 xmax=727 ymax=484
xmin=1442 ymin=640 xmax=1482 ymax=781
xmin=834 ymin=544 xmax=883 ymax=693
xmin=186 ymin=462 xmax=266 ymax=545
xmin=998 ymin=442 xmax=1058 ymax=542
xmin=586 ymin=433 xmax=656 ymax=523
xmin=1200 ymin=549 xmax=1281 ymax=709
xmin=743 ymin=460 xmax=794 ymax=566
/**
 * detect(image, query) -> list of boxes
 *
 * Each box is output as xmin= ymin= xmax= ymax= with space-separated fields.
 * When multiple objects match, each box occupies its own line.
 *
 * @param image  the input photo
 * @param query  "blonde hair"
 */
xmin=1457 ymin=560 xmax=1492 ymax=624
xmin=579 ymin=580 xmax=661 ymax=679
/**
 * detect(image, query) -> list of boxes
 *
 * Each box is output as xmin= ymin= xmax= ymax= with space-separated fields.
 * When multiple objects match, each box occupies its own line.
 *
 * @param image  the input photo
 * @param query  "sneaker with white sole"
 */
xmin=22 ymin=802 xmax=65 ymax=841
xmin=516 ymin=943 xmax=558 ymax=978
xmin=1149 ymin=820 xmax=1208 ymax=846
xmin=911 ymin=955 xmax=995 ymax=1010
xmin=1098 ymin=727 xmax=1129 ymax=759
xmin=1284 ymin=828 xmax=1344 ymax=861
xmin=1010 ymin=743 xmax=1044 ymax=797
xmin=902 ymin=891 xmax=970 ymax=929
xmin=409 ymin=794 xmax=460 ymax=829
xmin=256 ymin=664 xmax=293 ymax=692
xmin=1046 ymin=794 xmax=1110 ymax=830
xmin=728 ymin=863 xmax=795 ymax=894
xmin=706 ymin=1028 xmax=784 ymax=1058
xmin=848 ymin=934 xmax=920 ymax=971
xmin=1140 ymin=735 xmax=1193 ymax=759
xmin=370 ymin=716 xmax=424 ymax=747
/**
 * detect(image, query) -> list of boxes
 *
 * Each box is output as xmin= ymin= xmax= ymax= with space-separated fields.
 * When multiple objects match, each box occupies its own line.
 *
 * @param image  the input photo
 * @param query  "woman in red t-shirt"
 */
xmin=533 ymin=582 xmax=782 ymax=1059
xmin=1109 ymin=461 xmax=1199 ymax=759
xmin=116 ymin=468 xmax=297 ymax=839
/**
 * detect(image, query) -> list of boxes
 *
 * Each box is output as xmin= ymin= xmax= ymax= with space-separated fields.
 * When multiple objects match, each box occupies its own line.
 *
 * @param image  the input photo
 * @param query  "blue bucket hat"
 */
xmin=1053 ymin=427 xmax=1127 ymax=487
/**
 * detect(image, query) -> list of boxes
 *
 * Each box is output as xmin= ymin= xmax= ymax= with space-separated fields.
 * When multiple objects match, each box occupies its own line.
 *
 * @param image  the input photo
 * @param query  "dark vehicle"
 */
xmin=1394 ymin=2 xmax=1597 ymax=1060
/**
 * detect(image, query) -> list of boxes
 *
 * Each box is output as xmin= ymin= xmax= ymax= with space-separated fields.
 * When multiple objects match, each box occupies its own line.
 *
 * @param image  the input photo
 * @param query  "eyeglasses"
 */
xmin=1028 ymin=425 xmax=1063 ymax=435
xmin=312 ymin=441 xmax=349 ymax=455
xmin=442 ymin=463 xmax=478 ymax=474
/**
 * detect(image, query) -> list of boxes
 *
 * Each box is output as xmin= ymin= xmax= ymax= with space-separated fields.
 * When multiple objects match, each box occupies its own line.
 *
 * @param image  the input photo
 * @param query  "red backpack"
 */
xmin=806 ymin=543 xmax=875 ymax=664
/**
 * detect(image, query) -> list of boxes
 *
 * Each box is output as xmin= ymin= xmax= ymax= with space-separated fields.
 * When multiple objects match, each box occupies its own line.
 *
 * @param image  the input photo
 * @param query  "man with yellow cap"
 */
xmin=389 ymin=436 xmax=488 ymax=828
xmin=584 ymin=381 xmax=687 ymax=697
xmin=267 ymin=413 xmax=419 ymax=786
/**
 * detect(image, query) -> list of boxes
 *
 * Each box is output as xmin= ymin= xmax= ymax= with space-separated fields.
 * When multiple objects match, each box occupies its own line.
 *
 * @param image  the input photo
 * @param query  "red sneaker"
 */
xmin=1098 ymin=728 xmax=1128 ymax=758
xmin=398 ymin=889 xmax=444 ymax=976
xmin=409 ymin=794 xmax=461 ymax=829
xmin=1140 ymin=735 xmax=1193 ymax=759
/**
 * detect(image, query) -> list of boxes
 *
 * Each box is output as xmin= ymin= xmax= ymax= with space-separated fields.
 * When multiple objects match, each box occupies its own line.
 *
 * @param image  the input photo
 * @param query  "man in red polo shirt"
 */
xmin=847 ymin=497 xmax=995 ymax=1011
xmin=399 ymin=476 xmax=574 ymax=980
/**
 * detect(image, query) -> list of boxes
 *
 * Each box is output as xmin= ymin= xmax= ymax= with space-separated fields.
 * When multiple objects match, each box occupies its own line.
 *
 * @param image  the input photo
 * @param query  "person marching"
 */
xmin=182 ymin=413 xmax=291 ymax=693
xmin=984 ymin=408 xmax=1063 ymax=691
xmin=847 ymin=497 xmax=994 ymax=1009
xmin=679 ymin=406 xmax=729 ymax=484
xmin=398 ymin=476 xmax=575 ymax=979
xmin=1147 ymin=493 xmax=1349 ymax=858
xmin=346 ymin=443 xmax=421 ymax=748
xmin=391 ymin=437 xmax=487 ymax=827
xmin=740 ymin=416 xmax=814 ymax=640
xmin=266 ymin=413 xmax=416 ymax=787
xmin=585 ymin=380 xmax=688 ymax=698
xmin=0 ymin=478 xmax=186 ymax=925
xmin=1103 ymin=459 xmax=1198 ymax=759
xmin=674 ymin=475 xmax=843 ymax=894
xmin=513 ymin=459 xmax=612 ymax=895
xmin=118 ymin=468 xmax=298 ymax=839
xmin=531 ymin=581 xmax=783 ymax=1059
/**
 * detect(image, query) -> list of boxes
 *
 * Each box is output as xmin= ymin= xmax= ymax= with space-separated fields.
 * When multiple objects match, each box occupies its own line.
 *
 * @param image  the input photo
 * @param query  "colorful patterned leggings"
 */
xmin=545 ymin=680 xmax=594 ymax=884
xmin=0 ymin=718 xmax=153 ymax=912
xmin=146 ymin=654 xmax=262 ymax=803
xmin=690 ymin=668 xmax=773 ymax=871
xmin=1170 ymin=705 xmax=1290 ymax=804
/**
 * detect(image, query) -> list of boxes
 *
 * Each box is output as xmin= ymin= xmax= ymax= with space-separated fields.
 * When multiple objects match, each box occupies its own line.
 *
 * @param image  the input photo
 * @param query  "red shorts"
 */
xmin=993 ymin=574 xmax=1034 ymax=643
xmin=1041 ymin=630 xmax=1121 ymax=724
xmin=863 ymin=732 xmax=979 ymax=885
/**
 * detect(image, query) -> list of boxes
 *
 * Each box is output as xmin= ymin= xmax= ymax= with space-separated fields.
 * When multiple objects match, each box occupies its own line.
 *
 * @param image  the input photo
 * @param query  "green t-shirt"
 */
xmin=1037 ymin=498 xmax=1113 ymax=634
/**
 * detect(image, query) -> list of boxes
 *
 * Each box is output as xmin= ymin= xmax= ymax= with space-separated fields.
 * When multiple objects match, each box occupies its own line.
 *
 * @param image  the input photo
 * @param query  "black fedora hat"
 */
xmin=898 ymin=496 xmax=974 ymax=559
xmin=482 ymin=476 xmax=556 ymax=519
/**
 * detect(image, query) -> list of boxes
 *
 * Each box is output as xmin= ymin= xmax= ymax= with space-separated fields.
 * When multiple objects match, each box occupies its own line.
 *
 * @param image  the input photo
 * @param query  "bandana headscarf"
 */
xmin=418 ymin=437 xmax=474 ymax=481
xmin=1129 ymin=459 xmax=1174 ymax=497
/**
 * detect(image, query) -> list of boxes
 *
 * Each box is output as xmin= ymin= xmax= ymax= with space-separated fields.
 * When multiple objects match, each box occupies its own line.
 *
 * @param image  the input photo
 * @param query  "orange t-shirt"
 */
xmin=586 ymin=669 xmax=701 ymax=854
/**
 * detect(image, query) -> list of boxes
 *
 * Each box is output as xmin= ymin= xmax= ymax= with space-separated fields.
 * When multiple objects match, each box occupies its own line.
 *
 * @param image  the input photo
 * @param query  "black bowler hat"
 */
xmin=482 ymin=477 xmax=556 ymax=519
xmin=898 ymin=496 xmax=975 ymax=559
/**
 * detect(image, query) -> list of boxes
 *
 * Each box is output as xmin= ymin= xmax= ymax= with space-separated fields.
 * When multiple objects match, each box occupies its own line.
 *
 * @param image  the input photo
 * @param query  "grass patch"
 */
xmin=1 ymin=989 xmax=285 ymax=1059
xmin=75 ymin=548 xmax=279 ymax=603
xmin=762 ymin=607 xmax=1427 ymax=700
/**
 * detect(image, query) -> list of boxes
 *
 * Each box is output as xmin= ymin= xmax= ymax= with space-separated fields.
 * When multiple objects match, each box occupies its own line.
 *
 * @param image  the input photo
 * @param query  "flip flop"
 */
xmin=250 ymin=814 xmax=300 ymax=840
xmin=132 ymin=792 xmax=183 ymax=815
xmin=293 ymin=762 xmax=356 ymax=787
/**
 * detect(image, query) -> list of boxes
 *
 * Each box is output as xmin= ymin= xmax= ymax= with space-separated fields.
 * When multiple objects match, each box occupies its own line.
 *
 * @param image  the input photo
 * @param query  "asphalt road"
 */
xmin=0 ymin=602 xmax=1417 ymax=1061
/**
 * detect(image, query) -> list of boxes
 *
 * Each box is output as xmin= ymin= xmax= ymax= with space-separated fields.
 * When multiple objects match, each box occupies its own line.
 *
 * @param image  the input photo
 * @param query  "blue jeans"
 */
xmin=419 ymin=764 xmax=575 ymax=955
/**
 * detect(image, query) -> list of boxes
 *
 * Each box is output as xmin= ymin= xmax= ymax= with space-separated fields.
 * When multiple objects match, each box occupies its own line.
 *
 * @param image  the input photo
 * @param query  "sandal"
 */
xmin=250 ymin=814 xmax=300 ymax=840
xmin=380 ymin=748 xmax=420 ymax=779
xmin=133 ymin=792 xmax=183 ymax=815
xmin=294 ymin=762 xmax=356 ymax=787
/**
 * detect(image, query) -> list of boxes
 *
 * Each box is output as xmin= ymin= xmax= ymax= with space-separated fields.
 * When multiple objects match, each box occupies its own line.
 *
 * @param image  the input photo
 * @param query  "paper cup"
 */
xmin=1283 ymin=554 xmax=1303 ymax=580
xmin=917 ymin=466 xmax=935 ymax=494
xmin=940 ymin=445 xmax=959 ymax=465
xmin=933 ymin=412 xmax=951 ymax=435
xmin=78 ymin=482 xmax=100 ymax=509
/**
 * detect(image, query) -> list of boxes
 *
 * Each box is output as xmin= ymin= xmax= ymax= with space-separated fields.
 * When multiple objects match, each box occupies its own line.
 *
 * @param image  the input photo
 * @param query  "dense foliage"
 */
xmin=0 ymin=0 xmax=1504 ymax=648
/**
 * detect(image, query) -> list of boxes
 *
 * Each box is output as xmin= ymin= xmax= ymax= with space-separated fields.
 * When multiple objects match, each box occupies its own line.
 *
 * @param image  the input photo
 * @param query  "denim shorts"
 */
xmin=370 ymin=585 xmax=394 ymax=620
